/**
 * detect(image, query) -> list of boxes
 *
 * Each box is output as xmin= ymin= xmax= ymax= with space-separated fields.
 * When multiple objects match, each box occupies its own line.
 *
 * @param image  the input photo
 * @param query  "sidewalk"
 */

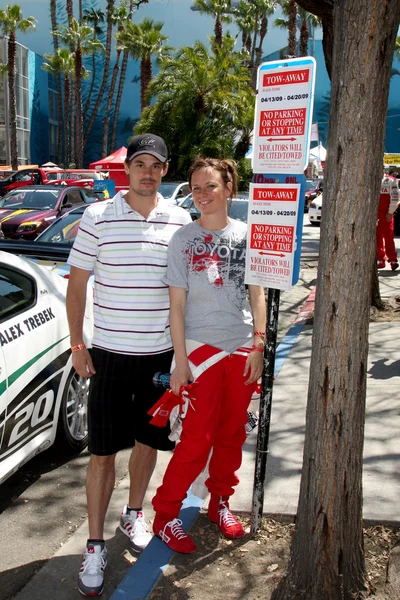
xmin=14 ymin=267 xmax=400 ymax=600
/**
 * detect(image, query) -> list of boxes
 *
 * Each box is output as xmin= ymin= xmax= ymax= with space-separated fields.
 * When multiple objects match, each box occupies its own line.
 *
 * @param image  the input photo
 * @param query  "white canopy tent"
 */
xmin=309 ymin=143 xmax=327 ymax=162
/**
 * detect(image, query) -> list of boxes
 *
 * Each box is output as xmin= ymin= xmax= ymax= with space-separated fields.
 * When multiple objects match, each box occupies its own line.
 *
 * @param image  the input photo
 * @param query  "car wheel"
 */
xmin=56 ymin=369 xmax=89 ymax=453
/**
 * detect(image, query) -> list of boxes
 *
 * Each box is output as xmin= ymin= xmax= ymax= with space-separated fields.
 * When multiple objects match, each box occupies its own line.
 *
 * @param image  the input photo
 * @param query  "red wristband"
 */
xmin=254 ymin=331 xmax=265 ymax=337
xmin=251 ymin=345 xmax=264 ymax=353
xmin=71 ymin=343 xmax=86 ymax=353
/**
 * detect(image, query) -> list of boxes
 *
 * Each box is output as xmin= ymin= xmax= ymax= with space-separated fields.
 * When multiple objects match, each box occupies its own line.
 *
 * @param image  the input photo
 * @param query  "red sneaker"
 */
xmin=377 ymin=261 xmax=386 ymax=269
xmin=153 ymin=515 xmax=197 ymax=554
xmin=208 ymin=495 xmax=245 ymax=539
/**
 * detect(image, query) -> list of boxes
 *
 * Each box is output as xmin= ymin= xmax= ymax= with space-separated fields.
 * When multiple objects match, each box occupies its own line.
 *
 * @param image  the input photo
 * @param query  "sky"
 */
xmin=14 ymin=0 xmax=319 ymax=58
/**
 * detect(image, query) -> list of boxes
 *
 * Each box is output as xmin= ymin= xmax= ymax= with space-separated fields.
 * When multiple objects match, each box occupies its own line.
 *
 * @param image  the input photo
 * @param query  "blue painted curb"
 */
xmin=110 ymin=493 xmax=204 ymax=600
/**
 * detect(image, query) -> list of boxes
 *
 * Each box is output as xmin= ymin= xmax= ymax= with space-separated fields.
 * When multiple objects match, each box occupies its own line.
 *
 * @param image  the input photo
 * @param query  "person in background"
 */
xmin=377 ymin=170 xmax=399 ymax=271
xmin=152 ymin=157 xmax=266 ymax=554
xmin=66 ymin=134 xmax=191 ymax=596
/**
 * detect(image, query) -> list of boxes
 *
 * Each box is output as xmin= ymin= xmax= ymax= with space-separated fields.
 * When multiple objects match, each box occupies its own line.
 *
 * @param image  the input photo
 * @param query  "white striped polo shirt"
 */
xmin=68 ymin=191 xmax=191 ymax=355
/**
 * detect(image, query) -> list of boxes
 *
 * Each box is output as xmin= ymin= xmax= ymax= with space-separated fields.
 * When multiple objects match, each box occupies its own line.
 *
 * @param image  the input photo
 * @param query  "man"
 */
xmin=377 ymin=171 xmax=399 ymax=271
xmin=66 ymin=134 xmax=191 ymax=597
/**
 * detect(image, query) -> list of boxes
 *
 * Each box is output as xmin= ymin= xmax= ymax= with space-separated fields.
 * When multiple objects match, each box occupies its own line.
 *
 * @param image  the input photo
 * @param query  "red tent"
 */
xmin=89 ymin=147 xmax=128 ymax=192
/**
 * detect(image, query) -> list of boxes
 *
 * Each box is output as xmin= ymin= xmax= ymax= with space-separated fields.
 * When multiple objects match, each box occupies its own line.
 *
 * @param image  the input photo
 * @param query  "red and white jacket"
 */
xmin=379 ymin=175 xmax=399 ymax=216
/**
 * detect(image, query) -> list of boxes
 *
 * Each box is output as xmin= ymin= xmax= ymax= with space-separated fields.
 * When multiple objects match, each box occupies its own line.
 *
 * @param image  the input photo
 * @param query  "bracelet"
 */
xmin=251 ymin=345 xmax=264 ymax=353
xmin=254 ymin=331 xmax=265 ymax=337
xmin=71 ymin=343 xmax=86 ymax=353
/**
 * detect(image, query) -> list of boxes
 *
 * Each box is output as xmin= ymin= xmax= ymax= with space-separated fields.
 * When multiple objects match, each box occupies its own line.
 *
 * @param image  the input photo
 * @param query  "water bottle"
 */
xmin=152 ymin=372 xmax=171 ymax=389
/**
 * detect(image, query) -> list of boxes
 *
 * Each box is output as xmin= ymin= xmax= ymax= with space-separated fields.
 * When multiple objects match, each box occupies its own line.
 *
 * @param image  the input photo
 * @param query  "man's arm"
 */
xmin=66 ymin=266 xmax=96 ymax=377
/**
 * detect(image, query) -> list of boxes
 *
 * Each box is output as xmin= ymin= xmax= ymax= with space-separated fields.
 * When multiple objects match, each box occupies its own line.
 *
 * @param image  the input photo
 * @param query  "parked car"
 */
xmin=0 ymin=250 xmax=93 ymax=485
xmin=180 ymin=194 xmax=249 ymax=222
xmin=159 ymin=182 xmax=190 ymax=205
xmin=308 ymin=193 xmax=323 ymax=225
xmin=0 ymin=168 xmax=105 ymax=197
xmin=0 ymin=186 xmax=99 ymax=240
xmin=304 ymin=179 xmax=323 ymax=212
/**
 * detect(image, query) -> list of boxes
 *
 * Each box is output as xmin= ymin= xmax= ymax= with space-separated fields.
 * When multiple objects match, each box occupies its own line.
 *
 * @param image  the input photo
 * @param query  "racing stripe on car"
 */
xmin=0 ymin=210 xmax=31 ymax=223
xmin=0 ymin=335 xmax=70 ymax=395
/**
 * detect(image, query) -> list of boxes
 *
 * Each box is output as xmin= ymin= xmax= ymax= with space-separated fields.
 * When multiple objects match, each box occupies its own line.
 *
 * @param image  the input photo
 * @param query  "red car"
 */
xmin=0 ymin=185 xmax=99 ymax=240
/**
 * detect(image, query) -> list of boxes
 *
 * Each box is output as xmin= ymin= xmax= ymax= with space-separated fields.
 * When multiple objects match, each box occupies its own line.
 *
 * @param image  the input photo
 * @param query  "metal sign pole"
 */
xmin=251 ymin=287 xmax=280 ymax=535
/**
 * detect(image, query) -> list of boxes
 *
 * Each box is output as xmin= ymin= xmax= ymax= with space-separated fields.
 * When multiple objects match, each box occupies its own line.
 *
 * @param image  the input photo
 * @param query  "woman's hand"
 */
xmin=170 ymin=363 xmax=194 ymax=396
xmin=243 ymin=349 xmax=263 ymax=385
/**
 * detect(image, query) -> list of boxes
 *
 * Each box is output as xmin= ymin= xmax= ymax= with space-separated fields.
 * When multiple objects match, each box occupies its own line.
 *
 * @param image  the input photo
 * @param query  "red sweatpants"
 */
xmin=152 ymin=352 xmax=257 ymax=518
xmin=376 ymin=215 xmax=397 ymax=263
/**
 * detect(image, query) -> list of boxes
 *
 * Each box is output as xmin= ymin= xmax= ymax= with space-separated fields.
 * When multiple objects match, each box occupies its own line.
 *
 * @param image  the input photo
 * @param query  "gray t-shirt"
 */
xmin=163 ymin=219 xmax=253 ymax=353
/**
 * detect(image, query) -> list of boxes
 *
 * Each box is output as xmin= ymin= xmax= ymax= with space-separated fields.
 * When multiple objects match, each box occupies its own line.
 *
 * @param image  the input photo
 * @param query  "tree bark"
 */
xmin=64 ymin=74 xmax=71 ymax=167
xmin=50 ymin=0 xmax=63 ymax=164
xmin=110 ymin=48 xmax=129 ymax=151
xmin=8 ymin=33 xmax=18 ymax=170
xmin=272 ymin=1 xmax=400 ymax=599
xmin=140 ymin=57 xmax=152 ymax=111
xmin=288 ymin=0 xmax=297 ymax=56
xmin=83 ymin=0 xmax=114 ymax=146
xmin=101 ymin=48 xmax=121 ymax=157
xmin=75 ymin=45 xmax=83 ymax=167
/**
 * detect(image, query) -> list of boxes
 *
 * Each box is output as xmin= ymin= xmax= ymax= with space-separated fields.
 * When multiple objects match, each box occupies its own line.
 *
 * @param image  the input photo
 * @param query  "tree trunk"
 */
xmin=271 ymin=1 xmax=400 ymax=599
xmin=64 ymin=75 xmax=71 ymax=167
xmin=70 ymin=84 xmax=75 ymax=166
xmin=75 ymin=46 xmax=83 ymax=167
xmin=299 ymin=16 xmax=309 ymax=56
xmin=255 ymin=15 xmax=268 ymax=73
xmin=101 ymin=48 xmax=121 ymax=157
xmin=288 ymin=0 xmax=297 ymax=56
xmin=214 ymin=15 xmax=222 ymax=46
xmin=83 ymin=50 xmax=97 ymax=122
xmin=50 ymin=0 xmax=63 ymax=164
xmin=110 ymin=47 xmax=129 ymax=151
xmin=66 ymin=0 xmax=73 ymax=27
xmin=8 ymin=33 xmax=18 ymax=170
xmin=370 ymin=261 xmax=384 ymax=310
xmin=83 ymin=0 xmax=114 ymax=146
xmin=140 ymin=57 xmax=152 ymax=112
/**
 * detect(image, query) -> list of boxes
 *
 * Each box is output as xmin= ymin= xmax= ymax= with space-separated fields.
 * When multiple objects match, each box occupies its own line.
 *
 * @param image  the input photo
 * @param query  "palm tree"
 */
xmin=101 ymin=1 xmax=129 ymax=157
xmin=55 ymin=18 xmax=104 ymax=167
xmin=136 ymin=34 xmax=254 ymax=178
xmin=0 ymin=5 xmax=36 ymax=170
xmin=192 ymin=0 xmax=233 ymax=47
xmin=82 ymin=6 xmax=105 ymax=122
xmin=42 ymin=48 xmax=75 ymax=166
xmin=231 ymin=0 xmax=276 ymax=88
xmin=83 ymin=0 xmax=114 ymax=147
xmin=49 ymin=0 xmax=63 ymax=162
xmin=117 ymin=18 xmax=168 ymax=112
xmin=274 ymin=0 xmax=297 ymax=56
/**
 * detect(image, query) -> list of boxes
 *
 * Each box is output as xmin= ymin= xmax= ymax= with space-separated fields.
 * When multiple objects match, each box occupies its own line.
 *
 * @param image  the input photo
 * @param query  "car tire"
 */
xmin=56 ymin=369 xmax=89 ymax=453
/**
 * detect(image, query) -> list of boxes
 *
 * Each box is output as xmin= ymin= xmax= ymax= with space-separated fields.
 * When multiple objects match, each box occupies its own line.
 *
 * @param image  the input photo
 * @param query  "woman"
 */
xmin=152 ymin=157 xmax=266 ymax=553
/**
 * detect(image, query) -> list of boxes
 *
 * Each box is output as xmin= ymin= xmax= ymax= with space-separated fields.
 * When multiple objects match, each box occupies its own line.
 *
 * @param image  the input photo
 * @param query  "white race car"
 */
xmin=0 ymin=251 xmax=93 ymax=485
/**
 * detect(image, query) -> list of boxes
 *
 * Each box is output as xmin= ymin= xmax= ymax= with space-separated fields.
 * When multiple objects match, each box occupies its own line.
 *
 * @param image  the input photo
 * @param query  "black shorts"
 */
xmin=88 ymin=347 xmax=175 ymax=456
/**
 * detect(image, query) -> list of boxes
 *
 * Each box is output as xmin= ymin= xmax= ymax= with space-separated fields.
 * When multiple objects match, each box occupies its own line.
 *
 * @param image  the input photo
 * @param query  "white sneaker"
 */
xmin=119 ymin=505 xmax=152 ymax=552
xmin=78 ymin=543 xmax=107 ymax=597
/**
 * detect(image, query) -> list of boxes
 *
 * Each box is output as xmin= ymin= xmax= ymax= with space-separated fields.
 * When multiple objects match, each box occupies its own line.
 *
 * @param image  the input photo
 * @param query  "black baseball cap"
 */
xmin=126 ymin=134 xmax=168 ymax=163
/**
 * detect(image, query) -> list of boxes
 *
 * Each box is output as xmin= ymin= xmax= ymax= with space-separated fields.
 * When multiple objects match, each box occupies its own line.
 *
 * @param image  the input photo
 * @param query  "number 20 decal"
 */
xmin=8 ymin=390 xmax=54 ymax=447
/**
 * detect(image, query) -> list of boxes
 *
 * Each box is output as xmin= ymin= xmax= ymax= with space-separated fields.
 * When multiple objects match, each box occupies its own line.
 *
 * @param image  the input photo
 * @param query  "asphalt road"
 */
xmin=0 ymin=217 xmax=320 ymax=600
